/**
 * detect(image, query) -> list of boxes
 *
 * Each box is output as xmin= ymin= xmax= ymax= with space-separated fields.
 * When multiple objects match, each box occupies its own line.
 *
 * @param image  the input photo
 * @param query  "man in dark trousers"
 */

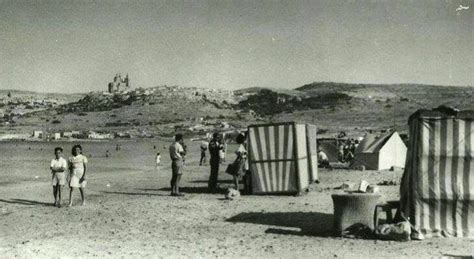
xmin=208 ymin=132 xmax=223 ymax=193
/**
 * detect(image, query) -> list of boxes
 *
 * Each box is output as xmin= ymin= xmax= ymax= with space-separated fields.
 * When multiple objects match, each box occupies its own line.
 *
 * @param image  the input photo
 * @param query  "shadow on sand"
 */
xmin=442 ymin=254 xmax=473 ymax=259
xmin=190 ymin=180 xmax=234 ymax=184
xmin=101 ymin=191 xmax=167 ymax=197
xmin=157 ymin=187 xmax=224 ymax=194
xmin=227 ymin=211 xmax=334 ymax=237
xmin=0 ymin=198 xmax=52 ymax=206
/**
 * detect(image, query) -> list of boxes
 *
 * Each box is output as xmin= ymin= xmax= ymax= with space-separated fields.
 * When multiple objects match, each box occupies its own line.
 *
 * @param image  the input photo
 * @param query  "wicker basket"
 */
xmin=332 ymin=193 xmax=381 ymax=235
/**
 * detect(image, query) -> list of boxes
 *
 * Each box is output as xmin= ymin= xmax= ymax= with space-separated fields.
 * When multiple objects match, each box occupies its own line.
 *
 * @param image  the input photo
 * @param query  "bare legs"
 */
xmin=170 ymin=160 xmax=184 ymax=196
xmin=79 ymin=188 xmax=85 ymax=205
xmin=53 ymin=185 xmax=64 ymax=207
xmin=170 ymin=174 xmax=176 ymax=194
xmin=175 ymin=174 xmax=181 ymax=195
xmin=170 ymin=174 xmax=182 ymax=195
xmin=58 ymin=186 xmax=63 ymax=207
xmin=68 ymin=187 xmax=85 ymax=206
xmin=233 ymin=175 xmax=239 ymax=191
xmin=53 ymin=185 xmax=58 ymax=206
xmin=68 ymin=188 xmax=73 ymax=207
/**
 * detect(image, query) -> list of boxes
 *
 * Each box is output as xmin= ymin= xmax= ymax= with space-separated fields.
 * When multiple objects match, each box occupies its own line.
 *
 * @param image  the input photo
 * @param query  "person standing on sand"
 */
xmin=230 ymin=134 xmax=247 ymax=191
xmin=219 ymin=140 xmax=227 ymax=163
xmin=199 ymin=140 xmax=208 ymax=166
xmin=338 ymin=144 xmax=345 ymax=162
xmin=68 ymin=144 xmax=88 ymax=206
xmin=155 ymin=152 xmax=161 ymax=169
xmin=50 ymin=147 xmax=68 ymax=207
xmin=169 ymin=134 xmax=186 ymax=196
xmin=208 ymin=132 xmax=224 ymax=193
xmin=182 ymin=144 xmax=188 ymax=166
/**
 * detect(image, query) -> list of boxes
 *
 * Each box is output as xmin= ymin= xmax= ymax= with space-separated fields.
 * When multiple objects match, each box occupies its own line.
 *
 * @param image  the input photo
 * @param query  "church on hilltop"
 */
xmin=108 ymin=73 xmax=130 ymax=93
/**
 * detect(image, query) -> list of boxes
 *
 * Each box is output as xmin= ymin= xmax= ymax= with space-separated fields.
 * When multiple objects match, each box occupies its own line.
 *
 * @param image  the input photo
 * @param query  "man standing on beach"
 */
xmin=169 ymin=134 xmax=186 ymax=196
xmin=50 ymin=147 xmax=68 ymax=207
xmin=199 ymin=140 xmax=209 ymax=166
xmin=208 ymin=132 xmax=223 ymax=193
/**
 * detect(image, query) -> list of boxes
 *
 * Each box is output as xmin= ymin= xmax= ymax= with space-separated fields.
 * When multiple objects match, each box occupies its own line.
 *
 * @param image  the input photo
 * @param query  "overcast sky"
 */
xmin=0 ymin=0 xmax=472 ymax=93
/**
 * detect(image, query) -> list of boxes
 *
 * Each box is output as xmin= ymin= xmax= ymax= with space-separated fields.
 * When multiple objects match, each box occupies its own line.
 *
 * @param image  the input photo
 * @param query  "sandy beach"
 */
xmin=0 ymin=140 xmax=472 ymax=258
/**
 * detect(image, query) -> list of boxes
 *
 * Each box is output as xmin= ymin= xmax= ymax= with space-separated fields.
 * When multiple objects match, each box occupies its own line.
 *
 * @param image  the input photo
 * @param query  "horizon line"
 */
xmin=0 ymin=81 xmax=473 ymax=95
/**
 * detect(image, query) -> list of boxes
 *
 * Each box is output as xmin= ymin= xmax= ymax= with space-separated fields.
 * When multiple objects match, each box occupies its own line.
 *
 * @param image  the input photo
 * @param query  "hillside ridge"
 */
xmin=1 ymin=82 xmax=473 ymax=139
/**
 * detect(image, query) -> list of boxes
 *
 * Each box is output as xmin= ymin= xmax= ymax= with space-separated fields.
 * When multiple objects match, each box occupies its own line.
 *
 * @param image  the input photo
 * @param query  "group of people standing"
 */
xmin=50 ymin=145 xmax=88 ymax=207
xmin=49 ymin=134 xmax=246 ymax=204
xmin=338 ymin=138 xmax=360 ymax=163
xmin=168 ymin=132 xmax=248 ymax=196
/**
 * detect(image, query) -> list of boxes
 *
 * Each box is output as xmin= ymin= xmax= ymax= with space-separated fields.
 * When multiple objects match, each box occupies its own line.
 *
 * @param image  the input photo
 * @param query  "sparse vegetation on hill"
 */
xmin=11 ymin=86 xmax=245 ymax=138
xmin=57 ymin=86 xmax=236 ymax=114
xmin=3 ymin=82 xmax=473 ymax=139
xmin=237 ymin=89 xmax=351 ymax=116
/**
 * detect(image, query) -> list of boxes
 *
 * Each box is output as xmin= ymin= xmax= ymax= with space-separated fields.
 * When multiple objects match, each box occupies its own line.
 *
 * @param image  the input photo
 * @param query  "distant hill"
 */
xmin=3 ymin=82 xmax=473 ymax=138
xmin=0 ymin=89 xmax=83 ymax=102
xmin=295 ymin=82 xmax=473 ymax=110
xmin=0 ymin=89 xmax=39 ymax=95
xmin=11 ymin=86 xmax=251 ymax=137
xmin=234 ymin=87 xmax=305 ymax=96
xmin=260 ymin=82 xmax=474 ymax=136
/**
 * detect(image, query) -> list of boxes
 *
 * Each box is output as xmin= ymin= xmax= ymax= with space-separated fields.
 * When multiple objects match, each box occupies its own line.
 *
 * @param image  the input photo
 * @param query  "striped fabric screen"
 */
xmin=295 ymin=124 xmax=309 ymax=191
xmin=248 ymin=122 xmax=313 ymax=194
xmin=306 ymin=124 xmax=318 ymax=182
xmin=400 ymin=112 xmax=474 ymax=238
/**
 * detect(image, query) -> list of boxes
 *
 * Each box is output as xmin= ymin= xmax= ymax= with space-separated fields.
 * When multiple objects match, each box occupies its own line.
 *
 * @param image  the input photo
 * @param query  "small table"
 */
xmin=374 ymin=200 xmax=400 ymax=228
xmin=331 ymin=193 xmax=381 ymax=235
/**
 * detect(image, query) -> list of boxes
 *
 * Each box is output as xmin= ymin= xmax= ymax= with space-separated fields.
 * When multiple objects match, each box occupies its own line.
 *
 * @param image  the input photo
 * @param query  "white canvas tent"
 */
xmin=350 ymin=131 xmax=407 ymax=170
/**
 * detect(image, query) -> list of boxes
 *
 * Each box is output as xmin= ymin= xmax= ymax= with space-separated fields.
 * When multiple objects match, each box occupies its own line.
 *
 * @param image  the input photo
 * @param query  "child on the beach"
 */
xmin=155 ymin=152 xmax=161 ymax=169
xmin=68 ymin=144 xmax=88 ymax=206
xmin=50 ymin=147 xmax=67 ymax=207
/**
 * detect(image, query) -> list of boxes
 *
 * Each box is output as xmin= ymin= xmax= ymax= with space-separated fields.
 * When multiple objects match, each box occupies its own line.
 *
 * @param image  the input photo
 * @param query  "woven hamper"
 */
xmin=332 ymin=193 xmax=381 ymax=235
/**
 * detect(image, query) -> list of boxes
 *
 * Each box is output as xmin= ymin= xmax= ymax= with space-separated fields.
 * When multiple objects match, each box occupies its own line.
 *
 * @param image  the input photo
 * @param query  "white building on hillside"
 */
xmin=32 ymin=130 xmax=43 ymax=139
xmin=88 ymin=131 xmax=113 ymax=140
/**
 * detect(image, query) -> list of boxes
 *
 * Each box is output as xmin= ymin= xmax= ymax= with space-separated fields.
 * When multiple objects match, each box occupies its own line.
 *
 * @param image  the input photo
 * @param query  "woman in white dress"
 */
xmin=68 ymin=144 xmax=88 ymax=206
xmin=231 ymin=134 xmax=247 ymax=191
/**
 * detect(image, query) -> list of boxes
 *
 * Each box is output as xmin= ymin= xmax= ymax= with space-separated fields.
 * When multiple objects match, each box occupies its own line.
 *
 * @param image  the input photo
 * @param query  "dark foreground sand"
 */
xmin=0 ymin=140 xmax=472 ymax=258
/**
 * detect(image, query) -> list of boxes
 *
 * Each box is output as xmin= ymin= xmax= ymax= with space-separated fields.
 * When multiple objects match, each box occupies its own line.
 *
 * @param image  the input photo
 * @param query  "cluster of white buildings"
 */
xmin=30 ymin=130 xmax=114 ymax=140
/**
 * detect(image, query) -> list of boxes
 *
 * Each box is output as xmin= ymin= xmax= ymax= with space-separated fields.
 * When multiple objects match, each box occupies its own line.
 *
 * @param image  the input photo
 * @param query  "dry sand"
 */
xmin=0 ymin=140 xmax=472 ymax=258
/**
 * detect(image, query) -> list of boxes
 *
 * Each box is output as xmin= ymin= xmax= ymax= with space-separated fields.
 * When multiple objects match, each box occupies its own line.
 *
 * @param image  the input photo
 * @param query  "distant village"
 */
xmin=0 ymin=73 xmax=249 ymax=141
xmin=0 ymin=92 xmax=67 ymax=126
xmin=23 ymin=119 xmax=244 ymax=142
xmin=29 ymin=129 xmax=122 ymax=141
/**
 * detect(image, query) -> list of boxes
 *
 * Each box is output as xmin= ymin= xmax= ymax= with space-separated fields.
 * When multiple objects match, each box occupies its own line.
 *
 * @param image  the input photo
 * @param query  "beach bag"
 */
xmin=225 ymin=157 xmax=244 ymax=176
xmin=224 ymin=188 xmax=241 ymax=200
xmin=375 ymin=221 xmax=411 ymax=241
xmin=225 ymin=160 xmax=238 ymax=175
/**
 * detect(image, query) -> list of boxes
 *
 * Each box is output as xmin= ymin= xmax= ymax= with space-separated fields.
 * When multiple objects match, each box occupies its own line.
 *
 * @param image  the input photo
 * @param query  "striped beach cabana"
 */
xmin=400 ymin=107 xmax=474 ymax=238
xmin=247 ymin=122 xmax=317 ymax=195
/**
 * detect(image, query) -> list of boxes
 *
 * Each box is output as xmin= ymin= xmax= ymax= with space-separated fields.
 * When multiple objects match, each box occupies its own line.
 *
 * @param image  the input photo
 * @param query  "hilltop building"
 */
xmin=108 ymin=73 xmax=131 ymax=93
